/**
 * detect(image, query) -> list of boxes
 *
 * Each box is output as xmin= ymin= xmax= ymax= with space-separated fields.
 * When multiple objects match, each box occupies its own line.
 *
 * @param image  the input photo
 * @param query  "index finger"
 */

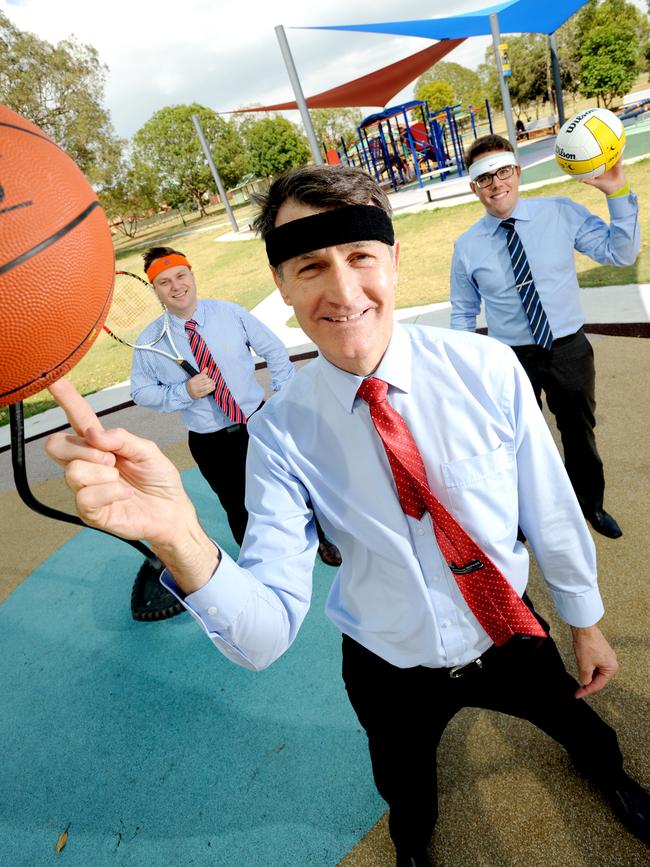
xmin=48 ymin=378 xmax=105 ymax=437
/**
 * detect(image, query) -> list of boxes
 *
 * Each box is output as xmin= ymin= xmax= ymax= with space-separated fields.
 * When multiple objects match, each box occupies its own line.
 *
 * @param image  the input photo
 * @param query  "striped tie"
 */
xmin=184 ymin=319 xmax=246 ymax=425
xmin=357 ymin=377 xmax=546 ymax=646
xmin=500 ymin=218 xmax=553 ymax=350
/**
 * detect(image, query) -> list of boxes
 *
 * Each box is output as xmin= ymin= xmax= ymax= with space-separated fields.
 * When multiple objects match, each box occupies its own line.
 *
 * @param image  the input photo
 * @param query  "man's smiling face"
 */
xmin=271 ymin=199 xmax=399 ymax=377
xmin=470 ymin=151 xmax=521 ymax=219
xmin=151 ymin=264 xmax=197 ymax=318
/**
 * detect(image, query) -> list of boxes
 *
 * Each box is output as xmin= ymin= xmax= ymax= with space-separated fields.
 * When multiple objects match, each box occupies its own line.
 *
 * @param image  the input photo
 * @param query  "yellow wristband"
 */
xmin=607 ymin=182 xmax=630 ymax=199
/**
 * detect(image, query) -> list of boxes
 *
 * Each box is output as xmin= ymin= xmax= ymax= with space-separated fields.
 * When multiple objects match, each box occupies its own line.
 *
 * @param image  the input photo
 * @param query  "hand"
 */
xmin=571 ymin=624 xmax=619 ymax=698
xmin=186 ymin=371 xmax=216 ymax=400
xmin=45 ymin=379 xmax=219 ymax=593
xmin=581 ymin=160 xmax=626 ymax=195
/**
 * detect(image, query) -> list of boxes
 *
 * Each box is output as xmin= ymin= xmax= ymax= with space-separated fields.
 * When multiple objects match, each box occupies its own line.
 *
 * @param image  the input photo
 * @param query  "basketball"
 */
xmin=554 ymin=107 xmax=626 ymax=179
xmin=0 ymin=104 xmax=114 ymax=406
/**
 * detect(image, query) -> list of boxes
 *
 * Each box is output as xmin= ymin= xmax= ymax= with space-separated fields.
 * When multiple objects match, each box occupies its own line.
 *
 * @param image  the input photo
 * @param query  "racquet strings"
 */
xmin=104 ymin=272 xmax=166 ymax=347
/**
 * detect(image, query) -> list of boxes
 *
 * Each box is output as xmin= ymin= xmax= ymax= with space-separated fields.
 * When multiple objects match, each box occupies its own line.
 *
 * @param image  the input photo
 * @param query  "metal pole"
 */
xmin=191 ymin=114 xmax=239 ymax=234
xmin=489 ymin=13 xmax=519 ymax=160
xmin=275 ymin=24 xmax=323 ymax=165
xmin=548 ymin=33 xmax=565 ymax=127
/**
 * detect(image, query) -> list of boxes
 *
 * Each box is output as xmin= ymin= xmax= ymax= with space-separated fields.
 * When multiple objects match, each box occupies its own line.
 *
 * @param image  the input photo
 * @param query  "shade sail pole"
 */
xmin=489 ymin=13 xmax=519 ymax=160
xmin=275 ymin=25 xmax=324 ymax=165
xmin=548 ymin=33 xmax=565 ymax=127
xmin=192 ymin=114 xmax=239 ymax=233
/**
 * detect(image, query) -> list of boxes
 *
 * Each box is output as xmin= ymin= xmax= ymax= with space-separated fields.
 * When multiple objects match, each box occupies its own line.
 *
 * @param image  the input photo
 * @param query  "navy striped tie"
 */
xmin=500 ymin=218 xmax=553 ymax=350
xmin=184 ymin=319 xmax=246 ymax=424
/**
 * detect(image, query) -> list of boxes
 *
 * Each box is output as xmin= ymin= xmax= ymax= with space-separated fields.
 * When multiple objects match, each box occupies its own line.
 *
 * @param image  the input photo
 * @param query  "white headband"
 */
xmin=469 ymin=151 xmax=518 ymax=181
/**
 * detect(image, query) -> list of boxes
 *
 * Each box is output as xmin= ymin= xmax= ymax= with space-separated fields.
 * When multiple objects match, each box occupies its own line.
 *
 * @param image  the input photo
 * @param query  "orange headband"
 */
xmin=146 ymin=254 xmax=192 ymax=283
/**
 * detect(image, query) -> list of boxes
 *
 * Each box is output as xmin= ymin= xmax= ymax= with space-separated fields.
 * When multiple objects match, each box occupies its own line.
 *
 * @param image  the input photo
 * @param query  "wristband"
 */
xmin=606 ymin=182 xmax=630 ymax=199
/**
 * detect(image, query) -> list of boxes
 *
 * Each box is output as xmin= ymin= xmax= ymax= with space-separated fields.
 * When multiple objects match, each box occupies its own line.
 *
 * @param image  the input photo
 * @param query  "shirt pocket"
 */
xmin=440 ymin=442 xmax=516 ymax=538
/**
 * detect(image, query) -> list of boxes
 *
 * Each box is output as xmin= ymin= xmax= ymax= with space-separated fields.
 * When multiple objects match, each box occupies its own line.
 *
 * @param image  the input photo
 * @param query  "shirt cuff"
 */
xmin=606 ymin=190 xmax=637 ymax=214
xmin=547 ymin=585 xmax=605 ymax=628
xmin=160 ymin=545 xmax=254 ymax=633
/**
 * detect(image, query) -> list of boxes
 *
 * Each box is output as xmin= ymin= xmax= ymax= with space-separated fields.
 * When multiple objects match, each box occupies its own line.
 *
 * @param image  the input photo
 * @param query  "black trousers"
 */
xmin=188 ymin=423 xmax=250 ymax=545
xmin=188 ymin=415 xmax=329 ymax=549
xmin=511 ymin=329 xmax=605 ymax=512
xmin=342 ymin=606 xmax=623 ymax=853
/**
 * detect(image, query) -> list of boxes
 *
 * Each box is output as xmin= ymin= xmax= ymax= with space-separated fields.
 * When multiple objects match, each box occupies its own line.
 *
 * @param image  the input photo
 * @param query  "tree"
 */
xmin=578 ymin=0 xmax=644 ymax=107
xmin=415 ymin=61 xmax=487 ymax=109
xmin=133 ymin=104 xmax=249 ymax=216
xmin=241 ymin=115 xmax=311 ymax=179
xmin=479 ymin=35 xmax=551 ymax=118
xmin=309 ymin=108 xmax=364 ymax=149
xmin=414 ymin=80 xmax=455 ymax=113
xmin=0 ymin=11 xmax=121 ymax=186
xmin=98 ymin=151 xmax=161 ymax=238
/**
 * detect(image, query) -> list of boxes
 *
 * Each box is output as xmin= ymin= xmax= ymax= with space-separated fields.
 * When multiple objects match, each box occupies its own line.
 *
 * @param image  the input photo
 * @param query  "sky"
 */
xmin=1 ymin=0 xmax=497 ymax=138
xmin=2 ymin=0 xmax=646 ymax=140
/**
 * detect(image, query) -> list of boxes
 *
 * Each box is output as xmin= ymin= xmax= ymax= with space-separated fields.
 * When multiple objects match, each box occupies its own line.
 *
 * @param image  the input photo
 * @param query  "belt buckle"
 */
xmin=449 ymin=657 xmax=483 ymax=678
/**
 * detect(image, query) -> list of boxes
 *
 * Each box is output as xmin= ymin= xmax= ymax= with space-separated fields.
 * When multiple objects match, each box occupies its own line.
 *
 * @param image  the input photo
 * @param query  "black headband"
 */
xmin=265 ymin=204 xmax=395 ymax=267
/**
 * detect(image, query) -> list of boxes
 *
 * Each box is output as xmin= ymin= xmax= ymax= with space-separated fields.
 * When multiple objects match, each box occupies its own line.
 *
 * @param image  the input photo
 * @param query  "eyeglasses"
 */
xmin=474 ymin=165 xmax=516 ymax=189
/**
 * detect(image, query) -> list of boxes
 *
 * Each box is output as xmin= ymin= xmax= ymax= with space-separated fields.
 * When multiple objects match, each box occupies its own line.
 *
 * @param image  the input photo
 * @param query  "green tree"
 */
xmin=241 ymin=115 xmax=311 ymax=179
xmin=98 ymin=152 xmax=161 ymax=238
xmin=0 ymin=11 xmax=121 ymax=185
xmin=479 ymin=34 xmax=551 ymax=118
xmin=578 ymin=0 xmax=643 ymax=107
xmin=415 ymin=61 xmax=487 ymax=109
xmin=309 ymin=107 xmax=364 ymax=148
xmin=133 ymin=104 xmax=249 ymax=216
xmin=414 ymin=80 xmax=455 ymax=113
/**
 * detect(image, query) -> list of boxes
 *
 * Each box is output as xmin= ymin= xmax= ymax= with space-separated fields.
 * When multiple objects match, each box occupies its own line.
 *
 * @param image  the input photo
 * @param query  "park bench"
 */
xmin=524 ymin=115 xmax=558 ymax=137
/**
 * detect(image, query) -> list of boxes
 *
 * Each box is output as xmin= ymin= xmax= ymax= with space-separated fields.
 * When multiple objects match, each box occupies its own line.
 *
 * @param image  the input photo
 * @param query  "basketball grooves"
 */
xmin=0 ymin=120 xmax=60 ymax=146
xmin=0 ymin=283 xmax=113 ymax=400
xmin=0 ymin=201 xmax=101 ymax=276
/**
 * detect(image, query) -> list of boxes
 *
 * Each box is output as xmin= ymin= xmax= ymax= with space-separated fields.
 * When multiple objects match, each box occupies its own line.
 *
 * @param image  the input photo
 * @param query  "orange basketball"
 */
xmin=0 ymin=104 xmax=114 ymax=406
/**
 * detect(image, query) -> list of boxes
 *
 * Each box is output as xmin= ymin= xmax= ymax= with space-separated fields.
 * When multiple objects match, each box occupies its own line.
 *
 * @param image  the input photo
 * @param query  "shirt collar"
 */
xmin=318 ymin=322 xmax=413 ymax=414
xmin=169 ymin=298 xmax=205 ymax=329
xmin=484 ymin=198 xmax=531 ymax=236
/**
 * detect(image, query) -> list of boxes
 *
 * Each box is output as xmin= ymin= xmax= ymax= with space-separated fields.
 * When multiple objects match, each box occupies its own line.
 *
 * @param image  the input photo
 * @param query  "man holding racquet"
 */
xmin=47 ymin=167 xmax=649 ymax=864
xmin=132 ymin=245 xmax=341 ymax=565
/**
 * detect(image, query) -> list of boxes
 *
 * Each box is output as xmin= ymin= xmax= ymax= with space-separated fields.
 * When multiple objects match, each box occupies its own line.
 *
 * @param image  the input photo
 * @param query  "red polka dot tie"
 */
xmin=357 ymin=377 xmax=546 ymax=646
xmin=185 ymin=319 xmax=246 ymax=425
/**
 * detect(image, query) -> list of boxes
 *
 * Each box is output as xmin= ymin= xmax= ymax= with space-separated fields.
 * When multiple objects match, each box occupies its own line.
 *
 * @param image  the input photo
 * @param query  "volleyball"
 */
xmin=554 ymin=108 xmax=625 ymax=179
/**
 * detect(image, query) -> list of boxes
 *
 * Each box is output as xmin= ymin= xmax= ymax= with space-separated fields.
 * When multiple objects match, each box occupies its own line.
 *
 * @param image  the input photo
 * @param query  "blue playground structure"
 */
xmin=323 ymin=99 xmax=493 ymax=192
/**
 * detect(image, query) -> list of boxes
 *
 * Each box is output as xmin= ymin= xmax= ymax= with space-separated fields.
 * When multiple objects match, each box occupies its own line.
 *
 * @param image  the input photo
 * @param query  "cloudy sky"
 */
xmin=6 ymin=0 xmax=644 ymax=139
xmin=2 ymin=0 xmax=502 ymax=137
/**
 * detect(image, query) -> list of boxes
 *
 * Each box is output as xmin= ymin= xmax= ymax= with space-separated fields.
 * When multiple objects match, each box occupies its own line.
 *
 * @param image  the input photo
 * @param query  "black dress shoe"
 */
xmin=395 ymin=851 xmax=433 ymax=867
xmin=317 ymin=539 xmax=342 ymax=567
xmin=599 ymin=771 xmax=650 ymax=844
xmin=583 ymin=508 xmax=622 ymax=539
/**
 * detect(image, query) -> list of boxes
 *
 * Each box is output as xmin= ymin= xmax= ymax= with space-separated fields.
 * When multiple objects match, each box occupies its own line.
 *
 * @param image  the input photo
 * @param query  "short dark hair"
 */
xmin=143 ymin=246 xmax=186 ymax=273
xmin=465 ymin=134 xmax=514 ymax=169
xmin=251 ymin=164 xmax=391 ymax=240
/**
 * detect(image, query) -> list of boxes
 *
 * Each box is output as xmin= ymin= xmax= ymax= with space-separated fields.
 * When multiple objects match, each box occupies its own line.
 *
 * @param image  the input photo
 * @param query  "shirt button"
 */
xmin=207 ymin=606 xmax=218 ymax=616
xmin=431 ymin=575 xmax=441 ymax=583
xmin=451 ymin=657 xmax=460 ymax=666
xmin=416 ymin=527 xmax=425 ymax=536
xmin=442 ymin=619 xmax=451 ymax=629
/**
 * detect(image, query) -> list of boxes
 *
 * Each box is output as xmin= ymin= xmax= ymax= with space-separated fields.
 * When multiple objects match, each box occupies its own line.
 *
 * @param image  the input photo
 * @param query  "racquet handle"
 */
xmin=179 ymin=359 xmax=200 ymax=377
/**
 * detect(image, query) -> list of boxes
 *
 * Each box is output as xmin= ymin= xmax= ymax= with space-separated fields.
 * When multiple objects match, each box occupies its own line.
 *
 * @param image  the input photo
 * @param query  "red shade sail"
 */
xmin=232 ymin=38 xmax=465 ymax=113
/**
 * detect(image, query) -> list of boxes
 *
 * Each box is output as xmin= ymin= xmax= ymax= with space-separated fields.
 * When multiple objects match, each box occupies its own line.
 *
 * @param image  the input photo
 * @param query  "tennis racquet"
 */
xmin=103 ymin=270 xmax=198 ymax=376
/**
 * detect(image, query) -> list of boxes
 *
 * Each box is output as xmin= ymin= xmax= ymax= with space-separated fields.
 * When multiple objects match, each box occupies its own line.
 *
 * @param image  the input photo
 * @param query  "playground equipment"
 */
xmin=323 ymin=99 xmax=493 ymax=192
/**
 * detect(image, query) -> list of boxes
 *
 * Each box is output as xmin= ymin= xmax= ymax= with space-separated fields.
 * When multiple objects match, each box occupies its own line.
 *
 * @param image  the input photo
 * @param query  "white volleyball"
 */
xmin=554 ymin=108 xmax=625 ymax=179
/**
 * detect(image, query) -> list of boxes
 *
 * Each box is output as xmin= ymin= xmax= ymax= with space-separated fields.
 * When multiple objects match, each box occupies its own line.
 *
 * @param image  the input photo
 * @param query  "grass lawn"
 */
xmin=3 ymin=156 xmax=648 ymax=427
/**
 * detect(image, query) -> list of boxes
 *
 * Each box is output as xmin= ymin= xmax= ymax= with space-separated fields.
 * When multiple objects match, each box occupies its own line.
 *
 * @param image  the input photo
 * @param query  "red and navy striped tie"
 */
xmin=500 ymin=218 xmax=553 ymax=351
xmin=184 ymin=319 xmax=246 ymax=424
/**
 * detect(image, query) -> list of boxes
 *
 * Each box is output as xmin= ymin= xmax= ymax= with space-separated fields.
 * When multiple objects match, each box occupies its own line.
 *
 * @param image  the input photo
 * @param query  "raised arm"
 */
xmin=46 ymin=379 xmax=218 ymax=593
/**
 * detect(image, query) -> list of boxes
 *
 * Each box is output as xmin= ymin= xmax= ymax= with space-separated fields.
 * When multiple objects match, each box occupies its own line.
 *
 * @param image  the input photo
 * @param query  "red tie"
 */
xmin=184 ymin=319 xmax=246 ymax=425
xmin=357 ymin=377 xmax=546 ymax=646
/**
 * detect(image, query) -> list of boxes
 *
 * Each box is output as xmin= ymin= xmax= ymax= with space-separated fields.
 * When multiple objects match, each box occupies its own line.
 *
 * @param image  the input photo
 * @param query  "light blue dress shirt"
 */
xmin=130 ymin=299 xmax=294 ymax=432
xmin=162 ymin=324 xmax=602 ymax=672
xmin=450 ymin=194 xmax=639 ymax=344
